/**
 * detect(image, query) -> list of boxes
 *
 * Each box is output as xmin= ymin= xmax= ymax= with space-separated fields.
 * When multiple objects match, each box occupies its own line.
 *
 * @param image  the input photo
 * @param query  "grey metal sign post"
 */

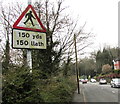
xmin=27 ymin=0 xmax=32 ymax=70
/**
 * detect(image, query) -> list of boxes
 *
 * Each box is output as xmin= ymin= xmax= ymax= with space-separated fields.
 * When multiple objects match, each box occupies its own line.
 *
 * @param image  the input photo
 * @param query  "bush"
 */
xmin=2 ymin=67 xmax=76 ymax=103
xmin=41 ymin=76 xmax=76 ymax=102
xmin=2 ymin=67 xmax=44 ymax=104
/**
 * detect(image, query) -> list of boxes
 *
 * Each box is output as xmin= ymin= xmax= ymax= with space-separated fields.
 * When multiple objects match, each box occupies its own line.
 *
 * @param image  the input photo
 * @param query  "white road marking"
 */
xmin=112 ymin=91 xmax=115 ymax=94
xmin=82 ymin=89 xmax=87 ymax=104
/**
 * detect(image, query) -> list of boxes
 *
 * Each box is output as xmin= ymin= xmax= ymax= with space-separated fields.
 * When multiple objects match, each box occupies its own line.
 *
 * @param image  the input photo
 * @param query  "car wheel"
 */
xmin=113 ymin=84 xmax=115 ymax=88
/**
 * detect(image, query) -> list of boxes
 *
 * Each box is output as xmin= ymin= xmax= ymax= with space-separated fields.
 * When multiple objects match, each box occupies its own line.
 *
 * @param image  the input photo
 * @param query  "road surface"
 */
xmin=73 ymin=82 xmax=120 ymax=103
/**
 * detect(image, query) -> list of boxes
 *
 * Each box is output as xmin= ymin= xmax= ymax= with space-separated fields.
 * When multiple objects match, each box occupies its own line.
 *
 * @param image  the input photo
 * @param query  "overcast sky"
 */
xmin=1 ymin=0 xmax=119 ymax=53
xmin=64 ymin=0 xmax=118 ymax=49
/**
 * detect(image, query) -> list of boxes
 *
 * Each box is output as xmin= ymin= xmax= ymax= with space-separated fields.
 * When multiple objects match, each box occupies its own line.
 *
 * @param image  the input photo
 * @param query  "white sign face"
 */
xmin=12 ymin=29 xmax=46 ymax=49
xmin=18 ymin=8 xmax=43 ymax=30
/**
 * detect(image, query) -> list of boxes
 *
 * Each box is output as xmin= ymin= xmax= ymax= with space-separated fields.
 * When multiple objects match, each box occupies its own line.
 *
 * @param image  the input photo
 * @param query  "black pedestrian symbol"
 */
xmin=24 ymin=11 xmax=36 ymax=26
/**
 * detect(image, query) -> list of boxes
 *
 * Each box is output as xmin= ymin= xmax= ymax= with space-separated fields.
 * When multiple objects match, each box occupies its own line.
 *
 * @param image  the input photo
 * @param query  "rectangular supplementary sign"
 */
xmin=12 ymin=29 xmax=46 ymax=49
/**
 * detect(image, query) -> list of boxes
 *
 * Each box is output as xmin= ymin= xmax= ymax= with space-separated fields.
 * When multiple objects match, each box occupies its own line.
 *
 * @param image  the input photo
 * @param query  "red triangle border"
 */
xmin=13 ymin=5 xmax=46 ymax=32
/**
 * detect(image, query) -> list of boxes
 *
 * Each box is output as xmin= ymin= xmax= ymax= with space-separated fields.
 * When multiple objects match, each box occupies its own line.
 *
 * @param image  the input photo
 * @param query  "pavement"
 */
xmin=72 ymin=88 xmax=85 ymax=103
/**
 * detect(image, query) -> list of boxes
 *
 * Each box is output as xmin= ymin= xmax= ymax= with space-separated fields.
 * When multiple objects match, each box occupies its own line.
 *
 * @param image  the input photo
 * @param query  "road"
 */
xmin=73 ymin=82 xmax=120 ymax=103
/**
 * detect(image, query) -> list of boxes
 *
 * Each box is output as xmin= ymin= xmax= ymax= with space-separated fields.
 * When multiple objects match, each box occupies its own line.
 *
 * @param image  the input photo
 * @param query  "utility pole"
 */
xmin=74 ymin=34 xmax=80 ymax=94
xmin=118 ymin=2 xmax=120 ymax=59
xmin=118 ymin=2 xmax=120 ymax=75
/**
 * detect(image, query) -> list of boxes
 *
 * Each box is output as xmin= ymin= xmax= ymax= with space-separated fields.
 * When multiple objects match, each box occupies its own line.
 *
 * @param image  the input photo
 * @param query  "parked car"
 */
xmin=99 ymin=78 xmax=107 ymax=84
xmin=90 ymin=78 xmax=96 ymax=83
xmin=79 ymin=79 xmax=84 ymax=82
xmin=82 ymin=79 xmax=88 ymax=84
xmin=110 ymin=78 xmax=120 ymax=88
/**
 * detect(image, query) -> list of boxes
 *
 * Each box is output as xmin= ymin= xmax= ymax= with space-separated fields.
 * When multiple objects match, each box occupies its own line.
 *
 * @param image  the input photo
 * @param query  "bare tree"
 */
xmin=0 ymin=0 xmax=94 ymax=74
xmin=32 ymin=0 xmax=94 ymax=75
xmin=35 ymin=0 xmax=93 ymax=54
xmin=0 ymin=2 xmax=27 ymax=68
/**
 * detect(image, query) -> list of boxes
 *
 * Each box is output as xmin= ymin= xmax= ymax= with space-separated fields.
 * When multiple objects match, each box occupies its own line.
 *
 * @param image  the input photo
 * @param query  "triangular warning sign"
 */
xmin=13 ymin=5 xmax=46 ymax=32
